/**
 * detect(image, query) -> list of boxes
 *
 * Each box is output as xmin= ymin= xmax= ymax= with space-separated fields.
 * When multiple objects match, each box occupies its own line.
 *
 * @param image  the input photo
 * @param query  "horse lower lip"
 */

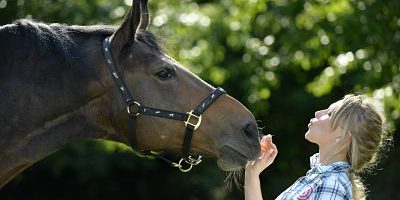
xmin=217 ymin=158 xmax=243 ymax=171
xmin=217 ymin=146 xmax=249 ymax=171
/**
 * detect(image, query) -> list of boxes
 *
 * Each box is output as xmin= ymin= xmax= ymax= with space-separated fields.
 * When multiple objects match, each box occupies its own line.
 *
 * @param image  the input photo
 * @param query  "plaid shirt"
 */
xmin=276 ymin=153 xmax=352 ymax=200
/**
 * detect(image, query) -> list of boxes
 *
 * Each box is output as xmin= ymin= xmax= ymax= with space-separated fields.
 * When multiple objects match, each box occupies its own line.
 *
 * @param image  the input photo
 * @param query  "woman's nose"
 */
xmin=315 ymin=110 xmax=322 ymax=118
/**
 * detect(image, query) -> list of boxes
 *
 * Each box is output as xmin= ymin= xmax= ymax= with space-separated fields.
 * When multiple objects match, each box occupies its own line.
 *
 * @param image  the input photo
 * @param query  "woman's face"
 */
xmin=305 ymin=102 xmax=341 ymax=146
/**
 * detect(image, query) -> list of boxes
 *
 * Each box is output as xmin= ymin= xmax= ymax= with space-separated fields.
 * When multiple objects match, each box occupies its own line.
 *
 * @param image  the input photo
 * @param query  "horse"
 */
xmin=0 ymin=0 xmax=260 ymax=188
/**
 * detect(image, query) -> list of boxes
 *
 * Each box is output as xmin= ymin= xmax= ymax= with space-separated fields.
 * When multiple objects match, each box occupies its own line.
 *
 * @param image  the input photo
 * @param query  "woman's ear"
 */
xmin=336 ymin=131 xmax=352 ymax=143
xmin=347 ymin=131 xmax=352 ymax=141
xmin=332 ymin=127 xmax=343 ymax=141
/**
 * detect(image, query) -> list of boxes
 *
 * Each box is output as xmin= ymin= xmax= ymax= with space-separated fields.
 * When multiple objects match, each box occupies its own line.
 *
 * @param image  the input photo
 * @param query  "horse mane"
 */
xmin=0 ymin=19 xmax=162 ymax=65
xmin=1 ymin=19 xmax=79 ymax=62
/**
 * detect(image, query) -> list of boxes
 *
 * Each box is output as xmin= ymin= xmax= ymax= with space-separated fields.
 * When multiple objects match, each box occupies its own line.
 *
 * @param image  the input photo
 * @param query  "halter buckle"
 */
xmin=185 ymin=110 xmax=202 ymax=130
xmin=186 ymin=155 xmax=202 ymax=165
xmin=127 ymin=101 xmax=141 ymax=116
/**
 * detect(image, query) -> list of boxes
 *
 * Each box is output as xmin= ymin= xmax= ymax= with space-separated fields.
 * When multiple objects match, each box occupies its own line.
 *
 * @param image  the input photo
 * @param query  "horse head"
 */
xmin=106 ymin=0 xmax=261 ymax=171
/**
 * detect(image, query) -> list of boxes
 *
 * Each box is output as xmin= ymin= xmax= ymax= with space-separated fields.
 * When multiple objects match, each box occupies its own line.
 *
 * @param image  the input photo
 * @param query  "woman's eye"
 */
xmin=156 ymin=68 xmax=174 ymax=80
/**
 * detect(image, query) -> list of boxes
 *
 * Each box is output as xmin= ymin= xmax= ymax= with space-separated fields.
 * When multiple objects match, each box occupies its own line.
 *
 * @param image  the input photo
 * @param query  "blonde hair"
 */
xmin=329 ymin=94 xmax=388 ymax=200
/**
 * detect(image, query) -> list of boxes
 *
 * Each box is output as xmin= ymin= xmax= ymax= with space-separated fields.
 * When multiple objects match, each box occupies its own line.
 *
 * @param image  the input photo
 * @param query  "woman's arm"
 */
xmin=244 ymin=135 xmax=278 ymax=200
xmin=245 ymin=167 xmax=265 ymax=200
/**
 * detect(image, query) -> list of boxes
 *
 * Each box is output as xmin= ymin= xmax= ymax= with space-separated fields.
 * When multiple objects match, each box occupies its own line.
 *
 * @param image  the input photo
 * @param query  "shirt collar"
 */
xmin=307 ymin=153 xmax=350 ymax=174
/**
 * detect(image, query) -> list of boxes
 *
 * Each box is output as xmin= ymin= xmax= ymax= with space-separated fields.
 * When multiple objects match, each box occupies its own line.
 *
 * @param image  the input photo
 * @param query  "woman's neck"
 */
xmin=318 ymin=144 xmax=348 ymax=166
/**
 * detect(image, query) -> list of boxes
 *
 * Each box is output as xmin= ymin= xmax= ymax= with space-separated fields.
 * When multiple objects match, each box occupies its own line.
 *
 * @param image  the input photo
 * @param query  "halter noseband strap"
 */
xmin=102 ymin=37 xmax=226 ymax=172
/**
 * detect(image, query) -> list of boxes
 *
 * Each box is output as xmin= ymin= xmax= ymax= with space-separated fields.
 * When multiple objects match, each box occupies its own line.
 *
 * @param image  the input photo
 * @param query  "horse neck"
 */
xmin=0 ymin=29 xmax=123 ymax=188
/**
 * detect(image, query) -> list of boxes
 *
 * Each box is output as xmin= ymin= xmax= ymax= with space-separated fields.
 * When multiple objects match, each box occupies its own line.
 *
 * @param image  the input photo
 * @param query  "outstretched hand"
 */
xmin=244 ymin=134 xmax=277 ymax=200
xmin=245 ymin=134 xmax=278 ymax=178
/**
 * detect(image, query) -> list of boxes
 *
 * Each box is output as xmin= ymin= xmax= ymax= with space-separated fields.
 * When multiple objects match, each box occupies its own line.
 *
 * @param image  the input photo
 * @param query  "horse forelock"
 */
xmin=136 ymin=30 xmax=163 ymax=53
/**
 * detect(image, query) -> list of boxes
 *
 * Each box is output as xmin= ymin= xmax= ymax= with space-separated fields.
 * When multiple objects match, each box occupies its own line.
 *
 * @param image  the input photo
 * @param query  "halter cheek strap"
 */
xmin=102 ymin=37 xmax=226 ymax=172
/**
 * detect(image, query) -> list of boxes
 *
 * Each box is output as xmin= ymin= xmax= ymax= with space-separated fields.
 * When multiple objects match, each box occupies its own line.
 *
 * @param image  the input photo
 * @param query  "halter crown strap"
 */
xmin=102 ymin=37 xmax=133 ymax=104
xmin=102 ymin=36 xmax=226 ymax=171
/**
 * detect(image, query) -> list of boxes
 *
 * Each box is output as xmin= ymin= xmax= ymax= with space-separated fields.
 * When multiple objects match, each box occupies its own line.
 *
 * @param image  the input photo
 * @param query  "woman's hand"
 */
xmin=244 ymin=134 xmax=278 ymax=200
xmin=245 ymin=134 xmax=278 ymax=178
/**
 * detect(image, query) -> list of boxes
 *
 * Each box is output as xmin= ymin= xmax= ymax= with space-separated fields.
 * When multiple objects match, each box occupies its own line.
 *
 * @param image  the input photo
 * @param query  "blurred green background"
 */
xmin=0 ymin=0 xmax=399 ymax=199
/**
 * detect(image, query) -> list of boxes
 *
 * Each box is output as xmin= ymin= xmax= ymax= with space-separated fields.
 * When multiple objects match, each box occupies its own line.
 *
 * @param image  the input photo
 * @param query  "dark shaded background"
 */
xmin=0 ymin=0 xmax=399 ymax=199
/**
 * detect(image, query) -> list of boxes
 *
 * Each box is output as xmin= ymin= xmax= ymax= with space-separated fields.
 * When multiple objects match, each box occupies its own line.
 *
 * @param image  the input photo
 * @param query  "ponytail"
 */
xmin=349 ymin=171 xmax=366 ymax=200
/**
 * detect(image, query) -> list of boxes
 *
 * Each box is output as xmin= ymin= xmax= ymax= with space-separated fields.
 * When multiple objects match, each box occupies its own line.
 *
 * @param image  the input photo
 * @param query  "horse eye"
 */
xmin=155 ymin=68 xmax=174 ymax=80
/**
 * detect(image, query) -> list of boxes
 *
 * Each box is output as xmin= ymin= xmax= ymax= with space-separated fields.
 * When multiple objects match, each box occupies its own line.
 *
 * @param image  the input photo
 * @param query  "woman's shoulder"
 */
xmin=322 ymin=169 xmax=351 ymax=185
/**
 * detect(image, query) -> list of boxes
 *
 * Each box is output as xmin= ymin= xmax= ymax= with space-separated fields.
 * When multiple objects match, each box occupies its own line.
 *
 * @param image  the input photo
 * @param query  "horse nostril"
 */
xmin=242 ymin=122 xmax=259 ymax=141
xmin=242 ymin=121 xmax=262 ymax=160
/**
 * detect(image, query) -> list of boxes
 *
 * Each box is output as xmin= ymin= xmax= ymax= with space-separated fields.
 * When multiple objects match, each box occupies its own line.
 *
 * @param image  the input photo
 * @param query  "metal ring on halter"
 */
xmin=127 ymin=101 xmax=141 ymax=116
xmin=185 ymin=110 xmax=202 ymax=130
xmin=186 ymin=155 xmax=202 ymax=165
xmin=178 ymin=158 xmax=193 ymax=172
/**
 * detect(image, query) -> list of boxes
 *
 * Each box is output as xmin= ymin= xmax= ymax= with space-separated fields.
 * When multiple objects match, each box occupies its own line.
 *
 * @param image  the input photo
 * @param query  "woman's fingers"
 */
xmin=268 ymin=147 xmax=277 ymax=160
xmin=263 ymin=149 xmax=273 ymax=159
xmin=271 ymin=142 xmax=278 ymax=154
xmin=265 ymin=134 xmax=272 ymax=143
xmin=252 ymin=134 xmax=277 ymax=165
xmin=260 ymin=137 xmax=278 ymax=164
xmin=245 ymin=135 xmax=278 ymax=176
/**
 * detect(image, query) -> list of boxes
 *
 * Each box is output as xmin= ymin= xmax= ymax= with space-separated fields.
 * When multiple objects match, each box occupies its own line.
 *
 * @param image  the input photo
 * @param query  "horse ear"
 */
xmin=138 ymin=0 xmax=150 ymax=31
xmin=110 ymin=0 xmax=142 ymax=50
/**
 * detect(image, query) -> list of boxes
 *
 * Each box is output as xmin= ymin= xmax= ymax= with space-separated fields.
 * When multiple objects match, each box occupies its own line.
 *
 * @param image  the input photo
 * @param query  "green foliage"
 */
xmin=0 ymin=0 xmax=399 ymax=199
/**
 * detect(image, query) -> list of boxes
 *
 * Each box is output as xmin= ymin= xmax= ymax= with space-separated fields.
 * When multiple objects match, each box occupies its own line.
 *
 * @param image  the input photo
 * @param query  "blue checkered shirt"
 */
xmin=276 ymin=153 xmax=352 ymax=200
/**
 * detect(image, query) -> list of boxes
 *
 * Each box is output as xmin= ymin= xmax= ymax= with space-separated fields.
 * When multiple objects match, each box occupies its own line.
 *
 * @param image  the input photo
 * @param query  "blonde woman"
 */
xmin=245 ymin=94 xmax=389 ymax=200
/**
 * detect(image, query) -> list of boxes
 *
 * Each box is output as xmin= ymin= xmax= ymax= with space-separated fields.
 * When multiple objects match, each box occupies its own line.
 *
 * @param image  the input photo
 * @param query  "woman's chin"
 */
xmin=304 ymin=131 xmax=312 ymax=141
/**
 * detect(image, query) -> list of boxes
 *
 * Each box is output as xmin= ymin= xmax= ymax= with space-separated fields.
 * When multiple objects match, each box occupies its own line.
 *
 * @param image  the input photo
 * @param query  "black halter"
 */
xmin=102 ymin=37 xmax=226 ymax=172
